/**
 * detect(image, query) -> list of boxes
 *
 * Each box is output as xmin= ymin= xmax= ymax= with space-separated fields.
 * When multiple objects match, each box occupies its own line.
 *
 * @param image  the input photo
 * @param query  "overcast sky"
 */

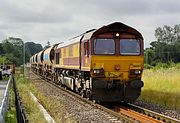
xmin=0 ymin=0 xmax=180 ymax=48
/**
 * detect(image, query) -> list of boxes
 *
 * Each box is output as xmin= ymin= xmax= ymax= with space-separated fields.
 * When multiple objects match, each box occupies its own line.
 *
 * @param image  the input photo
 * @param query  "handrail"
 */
xmin=0 ymin=76 xmax=12 ymax=123
xmin=12 ymin=75 xmax=28 ymax=123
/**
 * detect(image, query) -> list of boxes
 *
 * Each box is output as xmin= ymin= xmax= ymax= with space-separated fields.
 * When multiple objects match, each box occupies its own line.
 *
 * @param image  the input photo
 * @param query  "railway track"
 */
xmin=111 ymin=103 xmax=180 ymax=123
xmin=30 ymin=71 xmax=180 ymax=123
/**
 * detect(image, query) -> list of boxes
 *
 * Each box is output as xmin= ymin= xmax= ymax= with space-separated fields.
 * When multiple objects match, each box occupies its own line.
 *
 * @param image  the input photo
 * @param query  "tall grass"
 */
xmin=140 ymin=63 xmax=180 ymax=110
xmin=16 ymin=76 xmax=48 ymax=123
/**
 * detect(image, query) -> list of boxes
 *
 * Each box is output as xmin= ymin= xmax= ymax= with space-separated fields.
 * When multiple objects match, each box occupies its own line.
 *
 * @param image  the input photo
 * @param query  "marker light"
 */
xmin=116 ymin=33 xmax=120 ymax=37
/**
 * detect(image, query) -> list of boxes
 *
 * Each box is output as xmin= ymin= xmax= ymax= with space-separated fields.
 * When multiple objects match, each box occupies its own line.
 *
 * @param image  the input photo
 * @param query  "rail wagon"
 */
xmin=42 ymin=44 xmax=59 ymax=79
xmin=30 ymin=54 xmax=38 ymax=72
xmin=36 ymin=50 xmax=44 ymax=75
xmin=52 ymin=22 xmax=144 ymax=102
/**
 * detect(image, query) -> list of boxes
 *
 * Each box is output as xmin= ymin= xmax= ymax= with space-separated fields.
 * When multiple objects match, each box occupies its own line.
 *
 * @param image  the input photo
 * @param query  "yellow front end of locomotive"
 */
xmin=90 ymin=55 xmax=144 ymax=82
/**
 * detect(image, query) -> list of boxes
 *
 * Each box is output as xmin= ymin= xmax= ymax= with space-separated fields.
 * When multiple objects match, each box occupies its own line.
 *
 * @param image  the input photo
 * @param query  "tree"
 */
xmin=0 ymin=43 xmax=5 ymax=55
xmin=144 ymin=48 xmax=154 ymax=65
xmin=25 ymin=42 xmax=43 ymax=63
xmin=0 ymin=56 xmax=11 ymax=65
xmin=0 ymin=37 xmax=43 ymax=66
xmin=1 ymin=37 xmax=23 ymax=66
xmin=155 ymin=24 xmax=180 ymax=44
xmin=146 ymin=24 xmax=180 ymax=65
xmin=44 ymin=41 xmax=51 ymax=49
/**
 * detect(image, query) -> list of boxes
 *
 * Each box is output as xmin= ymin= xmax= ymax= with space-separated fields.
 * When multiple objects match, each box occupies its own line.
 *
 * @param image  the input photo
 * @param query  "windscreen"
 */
xmin=94 ymin=39 xmax=115 ymax=54
xmin=120 ymin=39 xmax=140 ymax=55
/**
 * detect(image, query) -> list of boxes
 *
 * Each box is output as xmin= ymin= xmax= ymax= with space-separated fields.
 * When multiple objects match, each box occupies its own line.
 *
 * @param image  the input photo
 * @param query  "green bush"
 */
xmin=155 ymin=62 xmax=169 ymax=69
xmin=144 ymin=64 xmax=153 ymax=69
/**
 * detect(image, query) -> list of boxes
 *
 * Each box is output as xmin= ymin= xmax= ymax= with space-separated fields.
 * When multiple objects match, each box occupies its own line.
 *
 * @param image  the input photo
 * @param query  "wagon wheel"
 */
xmin=57 ymin=76 xmax=61 ymax=85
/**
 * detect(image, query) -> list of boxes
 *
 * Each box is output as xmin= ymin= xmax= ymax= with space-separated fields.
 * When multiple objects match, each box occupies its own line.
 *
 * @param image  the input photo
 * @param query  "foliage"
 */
xmin=144 ymin=48 xmax=154 ymax=65
xmin=0 ymin=37 xmax=23 ymax=66
xmin=145 ymin=24 xmax=180 ymax=66
xmin=144 ymin=62 xmax=178 ymax=69
xmin=0 ymin=37 xmax=43 ymax=66
xmin=144 ymin=64 xmax=153 ymax=69
xmin=25 ymin=42 xmax=43 ymax=62
xmin=0 ymin=56 xmax=12 ymax=65
xmin=43 ymin=41 xmax=51 ymax=50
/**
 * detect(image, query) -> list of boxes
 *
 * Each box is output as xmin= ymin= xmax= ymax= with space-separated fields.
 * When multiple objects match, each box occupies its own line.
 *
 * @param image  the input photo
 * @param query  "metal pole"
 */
xmin=23 ymin=42 xmax=25 ymax=77
xmin=146 ymin=51 xmax=148 ymax=64
xmin=3 ymin=56 xmax=4 ymax=67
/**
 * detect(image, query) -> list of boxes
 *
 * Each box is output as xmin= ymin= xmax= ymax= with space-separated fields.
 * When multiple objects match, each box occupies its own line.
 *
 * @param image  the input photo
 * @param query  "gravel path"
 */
xmin=134 ymin=100 xmax=180 ymax=120
xmin=31 ymin=76 xmax=122 ymax=123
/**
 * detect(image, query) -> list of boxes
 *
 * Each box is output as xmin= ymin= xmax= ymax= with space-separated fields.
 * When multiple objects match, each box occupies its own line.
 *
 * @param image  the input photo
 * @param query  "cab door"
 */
xmin=81 ymin=40 xmax=90 ymax=69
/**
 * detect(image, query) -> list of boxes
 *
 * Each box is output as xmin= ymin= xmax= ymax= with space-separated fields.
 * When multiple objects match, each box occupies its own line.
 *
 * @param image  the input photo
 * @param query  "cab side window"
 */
xmin=84 ymin=41 xmax=89 ymax=57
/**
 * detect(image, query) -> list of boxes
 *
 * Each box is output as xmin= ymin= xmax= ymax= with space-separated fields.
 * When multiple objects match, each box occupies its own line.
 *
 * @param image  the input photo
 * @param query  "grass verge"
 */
xmin=15 ymin=73 xmax=74 ymax=123
xmin=15 ymin=75 xmax=48 ymax=123
xmin=140 ymin=65 xmax=180 ymax=110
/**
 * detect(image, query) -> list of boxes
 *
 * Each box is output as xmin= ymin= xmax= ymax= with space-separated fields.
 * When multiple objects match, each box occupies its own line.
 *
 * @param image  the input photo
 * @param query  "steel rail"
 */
xmin=114 ymin=106 xmax=161 ymax=123
xmin=126 ymin=103 xmax=180 ymax=123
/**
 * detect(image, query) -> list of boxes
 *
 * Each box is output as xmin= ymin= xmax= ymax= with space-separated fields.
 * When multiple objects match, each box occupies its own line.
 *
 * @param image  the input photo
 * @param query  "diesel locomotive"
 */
xmin=30 ymin=22 xmax=144 ymax=102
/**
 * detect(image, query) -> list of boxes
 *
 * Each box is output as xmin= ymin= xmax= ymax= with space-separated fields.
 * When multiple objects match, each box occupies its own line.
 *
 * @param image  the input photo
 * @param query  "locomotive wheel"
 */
xmin=80 ymin=90 xmax=86 ymax=98
xmin=86 ymin=89 xmax=91 ymax=100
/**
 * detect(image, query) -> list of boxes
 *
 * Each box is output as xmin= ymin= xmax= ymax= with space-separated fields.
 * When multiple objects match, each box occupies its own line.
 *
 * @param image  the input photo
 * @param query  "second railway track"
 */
xmin=29 ymin=71 xmax=180 ymax=123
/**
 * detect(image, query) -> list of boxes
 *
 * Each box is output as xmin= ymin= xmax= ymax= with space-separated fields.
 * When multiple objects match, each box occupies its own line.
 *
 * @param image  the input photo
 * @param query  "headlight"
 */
xmin=130 ymin=69 xmax=141 ymax=75
xmin=134 ymin=70 xmax=141 ymax=74
xmin=93 ymin=68 xmax=104 ymax=75
xmin=93 ymin=69 xmax=101 ymax=74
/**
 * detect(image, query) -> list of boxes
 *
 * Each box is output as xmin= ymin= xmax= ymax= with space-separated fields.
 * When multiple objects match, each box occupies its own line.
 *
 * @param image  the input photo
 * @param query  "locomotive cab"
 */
xmin=88 ymin=22 xmax=144 ymax=102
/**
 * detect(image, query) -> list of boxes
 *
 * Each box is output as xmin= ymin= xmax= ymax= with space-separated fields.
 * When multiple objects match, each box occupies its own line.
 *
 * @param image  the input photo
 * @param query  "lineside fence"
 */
xmin=12 ymin=75 xmax=28 ymax=123
xmin=0 ymin=76 xmax=11 ymax=123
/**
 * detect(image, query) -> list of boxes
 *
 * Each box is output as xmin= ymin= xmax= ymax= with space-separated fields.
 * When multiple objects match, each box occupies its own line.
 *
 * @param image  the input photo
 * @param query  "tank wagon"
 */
xmin=30 ymin=54 xmax=37 ymax=72
xmin=30 ymin=22 xmax=144 ymax=103
xmin=37 ymin=50 xmax=44 ymax=75
xmin=43 ymin=44 xmax=59 ymax=79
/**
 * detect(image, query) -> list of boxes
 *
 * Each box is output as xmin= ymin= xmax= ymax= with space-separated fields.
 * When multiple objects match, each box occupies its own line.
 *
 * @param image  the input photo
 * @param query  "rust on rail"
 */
xmin=114 ymin=106 xmax=162 ymax=123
